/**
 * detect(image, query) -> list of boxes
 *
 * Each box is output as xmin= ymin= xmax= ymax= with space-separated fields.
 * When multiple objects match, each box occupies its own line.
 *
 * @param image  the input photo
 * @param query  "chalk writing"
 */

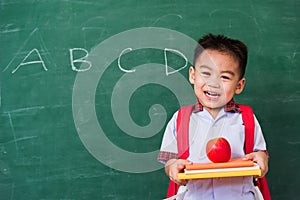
xmin=69 ymin=48 xmax=92 ymax=72
xmin=12 ymin=48 xmax=48 ymax=74
xmin=8 ymin=46 xmax=188 ymax=75
xmin=164 ymin=48 xmax=188 ymax=76
xmin=118 ymin=48 xmax=136 ymax=73
xmin=117 ymin=47 xmax=188 ymax=75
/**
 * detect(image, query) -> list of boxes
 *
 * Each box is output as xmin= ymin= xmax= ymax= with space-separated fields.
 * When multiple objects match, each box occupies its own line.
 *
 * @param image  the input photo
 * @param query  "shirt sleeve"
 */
xmin=157 ymin=111 xmax=179 ymax=164
xmin=253 ymin=114 xmax=268 ymax=152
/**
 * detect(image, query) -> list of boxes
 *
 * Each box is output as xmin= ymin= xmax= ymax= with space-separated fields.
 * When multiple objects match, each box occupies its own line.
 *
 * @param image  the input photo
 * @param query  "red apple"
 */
xmin=206 ymin=137 xmax=231 ymax=163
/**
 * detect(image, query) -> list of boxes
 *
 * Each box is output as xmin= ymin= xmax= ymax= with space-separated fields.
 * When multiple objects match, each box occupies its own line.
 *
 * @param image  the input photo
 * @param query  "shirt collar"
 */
xmin=192 ymin=99 xmax=241 ymax=113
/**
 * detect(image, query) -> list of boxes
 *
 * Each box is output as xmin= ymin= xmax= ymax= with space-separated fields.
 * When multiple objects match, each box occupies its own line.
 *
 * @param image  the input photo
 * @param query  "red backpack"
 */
xmin=166 ymin=104 xmax=271 ymax=200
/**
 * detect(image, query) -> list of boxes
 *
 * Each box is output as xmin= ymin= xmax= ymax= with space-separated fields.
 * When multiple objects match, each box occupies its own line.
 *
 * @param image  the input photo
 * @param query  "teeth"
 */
xmin=205 ymin=91 xmax=220 ymax=97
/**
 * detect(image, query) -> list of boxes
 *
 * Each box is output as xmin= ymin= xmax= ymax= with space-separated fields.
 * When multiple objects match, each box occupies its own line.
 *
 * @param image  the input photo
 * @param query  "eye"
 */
xmin=201 ymin=71 xmax=211 ymax=77
xmin=221 ymin=75 xmax=230 ymax=80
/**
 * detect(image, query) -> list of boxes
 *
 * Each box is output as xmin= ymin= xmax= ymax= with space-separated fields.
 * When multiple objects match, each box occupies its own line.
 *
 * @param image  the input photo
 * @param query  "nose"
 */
xmin=206 ymin=76 xmax=221 ymax=89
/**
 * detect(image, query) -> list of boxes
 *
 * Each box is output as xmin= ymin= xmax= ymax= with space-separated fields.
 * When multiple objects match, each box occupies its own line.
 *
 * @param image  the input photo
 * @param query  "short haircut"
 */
xmin=194 ymin=34 xmax=248 ymax=79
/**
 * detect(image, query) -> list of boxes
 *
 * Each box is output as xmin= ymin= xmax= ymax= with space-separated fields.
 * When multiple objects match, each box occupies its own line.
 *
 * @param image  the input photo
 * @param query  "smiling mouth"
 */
xmin=204 ymin=91 xmax=221 ymax=98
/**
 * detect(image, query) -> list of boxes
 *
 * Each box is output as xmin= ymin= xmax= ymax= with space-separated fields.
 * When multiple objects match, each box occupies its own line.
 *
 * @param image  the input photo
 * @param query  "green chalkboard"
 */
xmin=1 ymin=0 xmax=299 ymax=199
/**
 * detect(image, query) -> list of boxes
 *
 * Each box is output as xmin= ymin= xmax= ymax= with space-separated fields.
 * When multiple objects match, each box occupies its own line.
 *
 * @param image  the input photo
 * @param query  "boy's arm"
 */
xmin=157 ymin=112 xmax=178 ymax=164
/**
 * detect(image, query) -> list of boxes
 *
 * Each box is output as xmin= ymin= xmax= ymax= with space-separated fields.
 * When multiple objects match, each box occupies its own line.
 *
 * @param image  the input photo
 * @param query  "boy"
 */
xmin=158 ymin=34 xmax=269 ymax=199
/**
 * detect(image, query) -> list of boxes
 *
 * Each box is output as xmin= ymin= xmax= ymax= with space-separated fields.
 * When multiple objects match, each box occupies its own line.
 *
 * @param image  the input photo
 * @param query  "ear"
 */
xmin=189 ymin=66 xmax=196 ymax=84
xmin=235 ymin=78 xmax=246 ymax=94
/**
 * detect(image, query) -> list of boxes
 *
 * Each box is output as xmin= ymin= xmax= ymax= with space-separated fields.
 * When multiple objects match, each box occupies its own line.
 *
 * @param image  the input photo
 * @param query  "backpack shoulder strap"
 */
xmin=176 ymin=105 xmax=194 ymax=159
xmin=238 ymin=104 xmax=255 ymax=154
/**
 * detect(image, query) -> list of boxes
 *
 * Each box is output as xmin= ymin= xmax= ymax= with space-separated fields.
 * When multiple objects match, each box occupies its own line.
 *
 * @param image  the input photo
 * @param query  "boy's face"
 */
xmin=189 ymin=49 xmax=245 ymax=114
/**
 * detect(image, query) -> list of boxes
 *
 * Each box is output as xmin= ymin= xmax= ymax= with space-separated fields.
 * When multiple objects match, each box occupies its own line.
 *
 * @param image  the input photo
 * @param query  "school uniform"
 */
xmin=158 ymin=99 xmax=267 ymax=200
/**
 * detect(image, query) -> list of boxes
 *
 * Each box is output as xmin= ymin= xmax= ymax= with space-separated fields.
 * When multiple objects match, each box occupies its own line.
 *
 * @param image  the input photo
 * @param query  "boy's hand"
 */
xmin=165 ymin=159 xmax=192 ymax=186
xmin=243 ymin=151 xmax=269 ymax=177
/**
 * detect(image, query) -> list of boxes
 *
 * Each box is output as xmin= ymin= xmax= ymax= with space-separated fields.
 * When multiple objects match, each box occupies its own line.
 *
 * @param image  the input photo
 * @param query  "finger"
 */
xmin=176 ymin=160 xmax=192 ymax=171
xmin=243 ymin=153 xmax=255 ymax=160
xmin=258 ymin=162 xmax=268 ymax=177
xmin=171 ymin=178 xmax=188 ymax=186
xmin=178 ymin=159 xmax=193 ymax=166
xmin=253 ymin=158 xmax=268 ymax=177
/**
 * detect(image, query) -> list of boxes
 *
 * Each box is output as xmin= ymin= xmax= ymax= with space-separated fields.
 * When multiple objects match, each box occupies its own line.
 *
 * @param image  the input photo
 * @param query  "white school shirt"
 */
xmin=159 ymin=108 xmax=267 ymax=200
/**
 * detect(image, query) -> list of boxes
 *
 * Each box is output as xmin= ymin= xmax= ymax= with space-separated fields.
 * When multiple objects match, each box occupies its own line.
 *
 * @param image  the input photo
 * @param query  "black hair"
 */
xmin=194 ymin=34 xmax=248 ymax=79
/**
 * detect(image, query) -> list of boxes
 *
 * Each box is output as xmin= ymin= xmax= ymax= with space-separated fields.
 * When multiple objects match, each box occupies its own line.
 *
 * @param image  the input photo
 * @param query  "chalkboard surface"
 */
xmin=1 ymin=0 xmax=299 ymax=199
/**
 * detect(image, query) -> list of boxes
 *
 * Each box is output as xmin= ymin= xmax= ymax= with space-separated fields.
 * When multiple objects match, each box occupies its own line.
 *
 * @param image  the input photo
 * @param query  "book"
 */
xmin=178 ymin=158 xmax=261 ymax=180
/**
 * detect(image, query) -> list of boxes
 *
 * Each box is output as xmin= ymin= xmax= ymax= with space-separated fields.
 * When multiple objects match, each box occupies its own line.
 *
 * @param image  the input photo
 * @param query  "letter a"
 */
xmin=12 ymin=48 xmax=48 ymax=74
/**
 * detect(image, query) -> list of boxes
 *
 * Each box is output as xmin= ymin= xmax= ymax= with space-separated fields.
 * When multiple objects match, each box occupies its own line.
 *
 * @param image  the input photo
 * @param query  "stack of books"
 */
xmin=178 ymin=158 xmax=261 ymax=180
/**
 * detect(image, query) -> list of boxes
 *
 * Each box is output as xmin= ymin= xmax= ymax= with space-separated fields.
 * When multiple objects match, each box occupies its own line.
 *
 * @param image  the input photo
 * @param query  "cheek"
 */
xmin=223 ymin=84 xmax=236 ymax=97
xmin=193 ymin=82 xmax=205 ymax=95
xmin=194 ymin=81 xmax=206 ymax=93
xmin=194 ymin=76 xmax=206 ymax=86
xmin=193 ymin=83 xmax=200 ymax=93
